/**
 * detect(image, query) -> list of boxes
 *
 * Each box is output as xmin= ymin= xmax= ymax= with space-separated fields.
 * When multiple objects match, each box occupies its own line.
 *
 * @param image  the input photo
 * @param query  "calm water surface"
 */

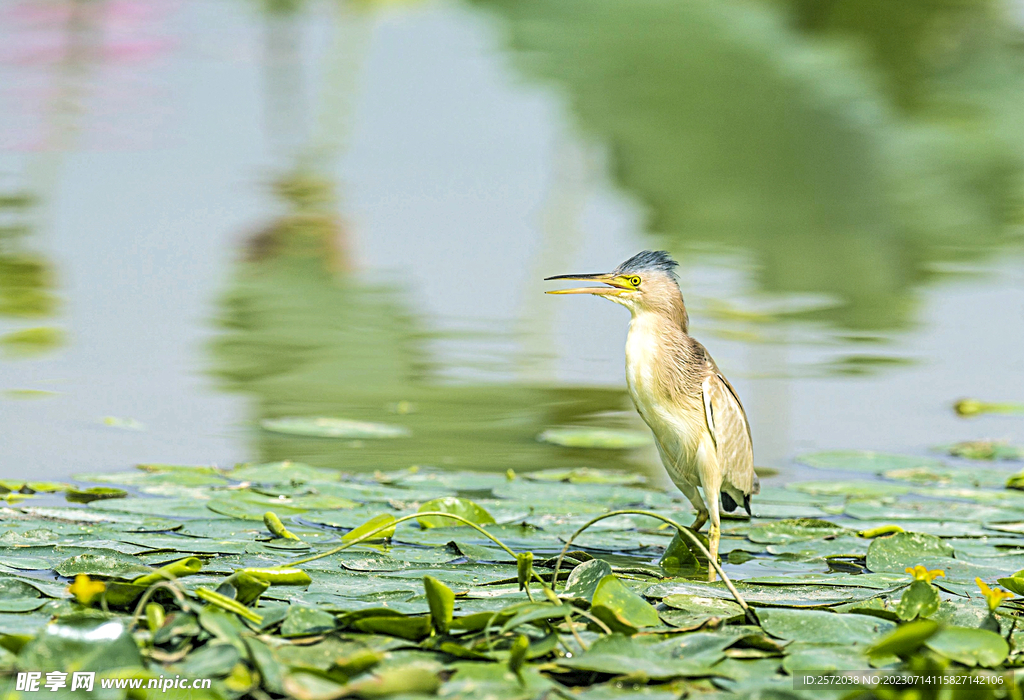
xmin=1 ymin=0 xmax=1023 ymax=484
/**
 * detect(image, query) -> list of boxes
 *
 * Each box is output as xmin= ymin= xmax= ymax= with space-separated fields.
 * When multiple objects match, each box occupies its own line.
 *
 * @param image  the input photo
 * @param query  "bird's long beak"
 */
xmin=544 ymin=272 xmax=627 ymax=296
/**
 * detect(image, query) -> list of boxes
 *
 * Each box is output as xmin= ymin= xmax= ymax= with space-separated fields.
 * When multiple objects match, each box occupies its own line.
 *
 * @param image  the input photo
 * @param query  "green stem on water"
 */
xmin=289 ymin=512 xmax=521 ymax=565
xmin=550 ymin=509 xmax=755 ymax=625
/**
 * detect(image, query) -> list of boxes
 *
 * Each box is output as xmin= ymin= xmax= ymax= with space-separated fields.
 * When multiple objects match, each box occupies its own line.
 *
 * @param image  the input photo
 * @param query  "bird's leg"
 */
xmin=707 ymin=520 xmax=720 ymax=583
xmin=697 ymin=461 xmax=722 ymax=582
xmin=690 ymin=510 xmax=708 ymax=532
xmin=676 ymin=480 xmax=708 ymax=531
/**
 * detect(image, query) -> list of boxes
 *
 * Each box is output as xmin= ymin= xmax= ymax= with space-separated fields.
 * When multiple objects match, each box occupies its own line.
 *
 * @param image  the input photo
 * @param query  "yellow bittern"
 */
xmin=546 ymin=250 xmax=758 ymax=576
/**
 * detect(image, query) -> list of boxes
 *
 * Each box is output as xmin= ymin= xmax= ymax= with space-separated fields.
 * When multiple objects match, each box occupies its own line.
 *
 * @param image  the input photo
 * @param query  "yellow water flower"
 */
xmin=976 ymin=577 xmax=1013 ymax=612
xmin=906 ymin=565 xmax=945 ymax=583
xmin=68 ymin=574 xmax=106 ymax=605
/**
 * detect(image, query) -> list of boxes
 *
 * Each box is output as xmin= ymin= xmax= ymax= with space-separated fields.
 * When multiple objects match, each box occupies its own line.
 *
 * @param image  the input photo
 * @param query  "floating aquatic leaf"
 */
xmin=646 ymin=580 xmax=889 ymax=608
xmin=55 ymin=551 xmax=153 ymax=581
xmin=448 ymin=540 xmax=517 ymax=563
xmin=798 ymin=451 xmax=945 ymax=473
xmin=524 ymin=467 xmax=646 ymax=485
xmin=895 ymin=580 xmax=940 ymax=621
xmin=261 ymin=416 xmax=410 ymax=439
xmin=790 ymin=481 xmax=908 ymax=499
xmin=343 ymin=513 xmax=397 ymax=542
xmin=206 ymin=495 xmax=308 ymax=521
xmin=0 ymin=480 xmax=66 ymax=494
xmin=442 ymin=662 xmax=552 ymax=700
xmin=350 ymin=614 xmax=431 ymax=641
xmin=228 ymin=461 xmax=342 ymax=485
xmin=743 ymin=572 xmax=906 ymax=590
xmin=536 ymin=427 xmax=651 ymax=449
xmin=765 ymin=535 xmax=868 ymax=560
xmin=177 ymin=641 xmax=241 ymax=678
xmin=866 ymin=533 xmax=954 ymax=573
xmin=747 ymin=518 xmax=845 ymax=545
xmin=341 ymin=661 xmax=441 ymax=698
xmin=867 ymin=618 xmax=940 ymax=658
xmin=9 ymin=443 xmax=1024 ymax=697
xmin=925 ymin=626 xmax=1009 ymax=667
xmin=416 ymin=497 xmax=496 ymax=529
xmin=562 ymin=559 xmax=613 ymax=601
xmin=782 ymin=643 xmax=874 ymax=674
xmin=758 ymin=608 xmax=894 ymax=646
xmin=19 ymin=614 xmax=143 ymax=672
xmin=660 ymin=594 xmax=744 ymax=628
xmin=558 ymin=634 xmax=722 ymax=680
xmin=280 ymin=605 xmax=336 ymax=637
xmin=947 ymin=440 xmax=1024 ymax=461
xmin=423 ymin=576 xmax=455 ymax=634
xmin=64 ymin=487 xmax=127 ymax=504
xmin=846 ymin=498 xmax=1020 ymax=522
xmin=589 ymin=574 xmax=661 ymax=635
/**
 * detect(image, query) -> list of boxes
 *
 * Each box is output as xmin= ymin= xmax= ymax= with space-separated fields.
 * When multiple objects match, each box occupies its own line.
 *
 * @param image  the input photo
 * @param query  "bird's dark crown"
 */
xmin=613 ymin=250 xmax=679 ymax=279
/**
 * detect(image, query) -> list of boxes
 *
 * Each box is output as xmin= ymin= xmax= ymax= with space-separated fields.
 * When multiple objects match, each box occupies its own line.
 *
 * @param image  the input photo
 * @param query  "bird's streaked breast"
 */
xmin=624 ymin=314 xmax=705 ymax=483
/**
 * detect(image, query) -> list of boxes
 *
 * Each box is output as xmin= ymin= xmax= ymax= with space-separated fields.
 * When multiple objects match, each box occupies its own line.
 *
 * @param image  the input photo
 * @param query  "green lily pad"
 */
xmin=261 ymin=417 xmax=410 ymax=439
xmin=845 ymin=499 xmax=1018 ymax=522
xmin=562 ymin=559 xmax=614 ymax=601
xmin=895 ymin=580 xmax=940 ymax=621
xmin=559 ymin=634 xmax=722 ymax=680
xmin=423 ymin=576 xmax=455 ymax=634
xmin=228 ymin=461 xmax=342 ymax=485
xmin=865 ymin=532 xmax=954 ymax=573
xmin=280 ymin=605 xmax=336 ymax=637
xmin=524 ymin=468 xmax=646 ymax=485
xmin=55 ymin=551 xmax=153 ymax=580
xmin=798 ymin=451 xmax=945 ymax=473
xmin=782 ymin=643 xmax=875 ymax=674
xmin=660 ymin=594 xmax=744 ymax=628
xmin=744 ymin=572 xmax=906 ymax=590
xmin=947 ymin=440 xmax=1024 ymax=461
xmin=747 ymin=518 xmax=845 ymax=545
xmin=867 ymin=618 xmax=940 ymax=657
xmin=536 ymin=427 xmax=652 ymax=449
xmin=19 ymin=614 xmax=143 ymax=672
xmin=589 ymin=575 xmax=660 ymax=634
xmin=790 ymin=481 xmax=909 ymax=499
xmin=645 ymin=580 xmax=889 ymax=608
xmin=925 ymin=626 xmax=1009 ymax=667
xmin=759 ymin=608 xmax=895 ymax=646
xmin=416 ymin=497 xmax=496 ymax=529
xmin=765 ymin=535 xmax=868 ymax=559
xmin=442 ymin=662 xmax=553 ymax=700
xmin=64 ymin=487 xmax=128 ymax=504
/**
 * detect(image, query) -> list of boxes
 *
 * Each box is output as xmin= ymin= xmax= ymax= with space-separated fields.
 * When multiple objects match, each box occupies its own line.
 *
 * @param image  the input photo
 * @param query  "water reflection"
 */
xmin=210 ymin=169 xmax=645 ymax=473
xmin=475 ymin=0 xmax=1024 ymax=331
xmin=210 ymin=2 xmax=648 ymax=474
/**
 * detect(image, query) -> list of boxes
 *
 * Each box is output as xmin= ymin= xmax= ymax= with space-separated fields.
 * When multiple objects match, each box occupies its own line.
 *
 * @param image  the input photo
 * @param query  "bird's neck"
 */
xmin=625 ymin=304 xmax=700 ymax=403
xmin=630 ymin=293 xmax=689 ymax=334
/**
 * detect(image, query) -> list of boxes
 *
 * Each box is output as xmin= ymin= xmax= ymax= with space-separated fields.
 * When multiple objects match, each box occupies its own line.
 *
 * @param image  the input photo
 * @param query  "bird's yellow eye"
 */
xmin=628 ymin=276 xmax=641 ymax=287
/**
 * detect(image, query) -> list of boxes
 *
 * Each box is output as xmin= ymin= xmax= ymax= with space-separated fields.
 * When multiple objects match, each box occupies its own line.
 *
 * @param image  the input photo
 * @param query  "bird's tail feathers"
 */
xmin=720 ymin=491 xmax=738 ymax=513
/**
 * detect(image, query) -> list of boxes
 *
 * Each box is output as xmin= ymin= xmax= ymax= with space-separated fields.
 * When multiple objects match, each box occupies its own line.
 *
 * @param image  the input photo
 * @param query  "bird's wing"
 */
xmin=701 ymin=372 xmax=757 ymax=495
